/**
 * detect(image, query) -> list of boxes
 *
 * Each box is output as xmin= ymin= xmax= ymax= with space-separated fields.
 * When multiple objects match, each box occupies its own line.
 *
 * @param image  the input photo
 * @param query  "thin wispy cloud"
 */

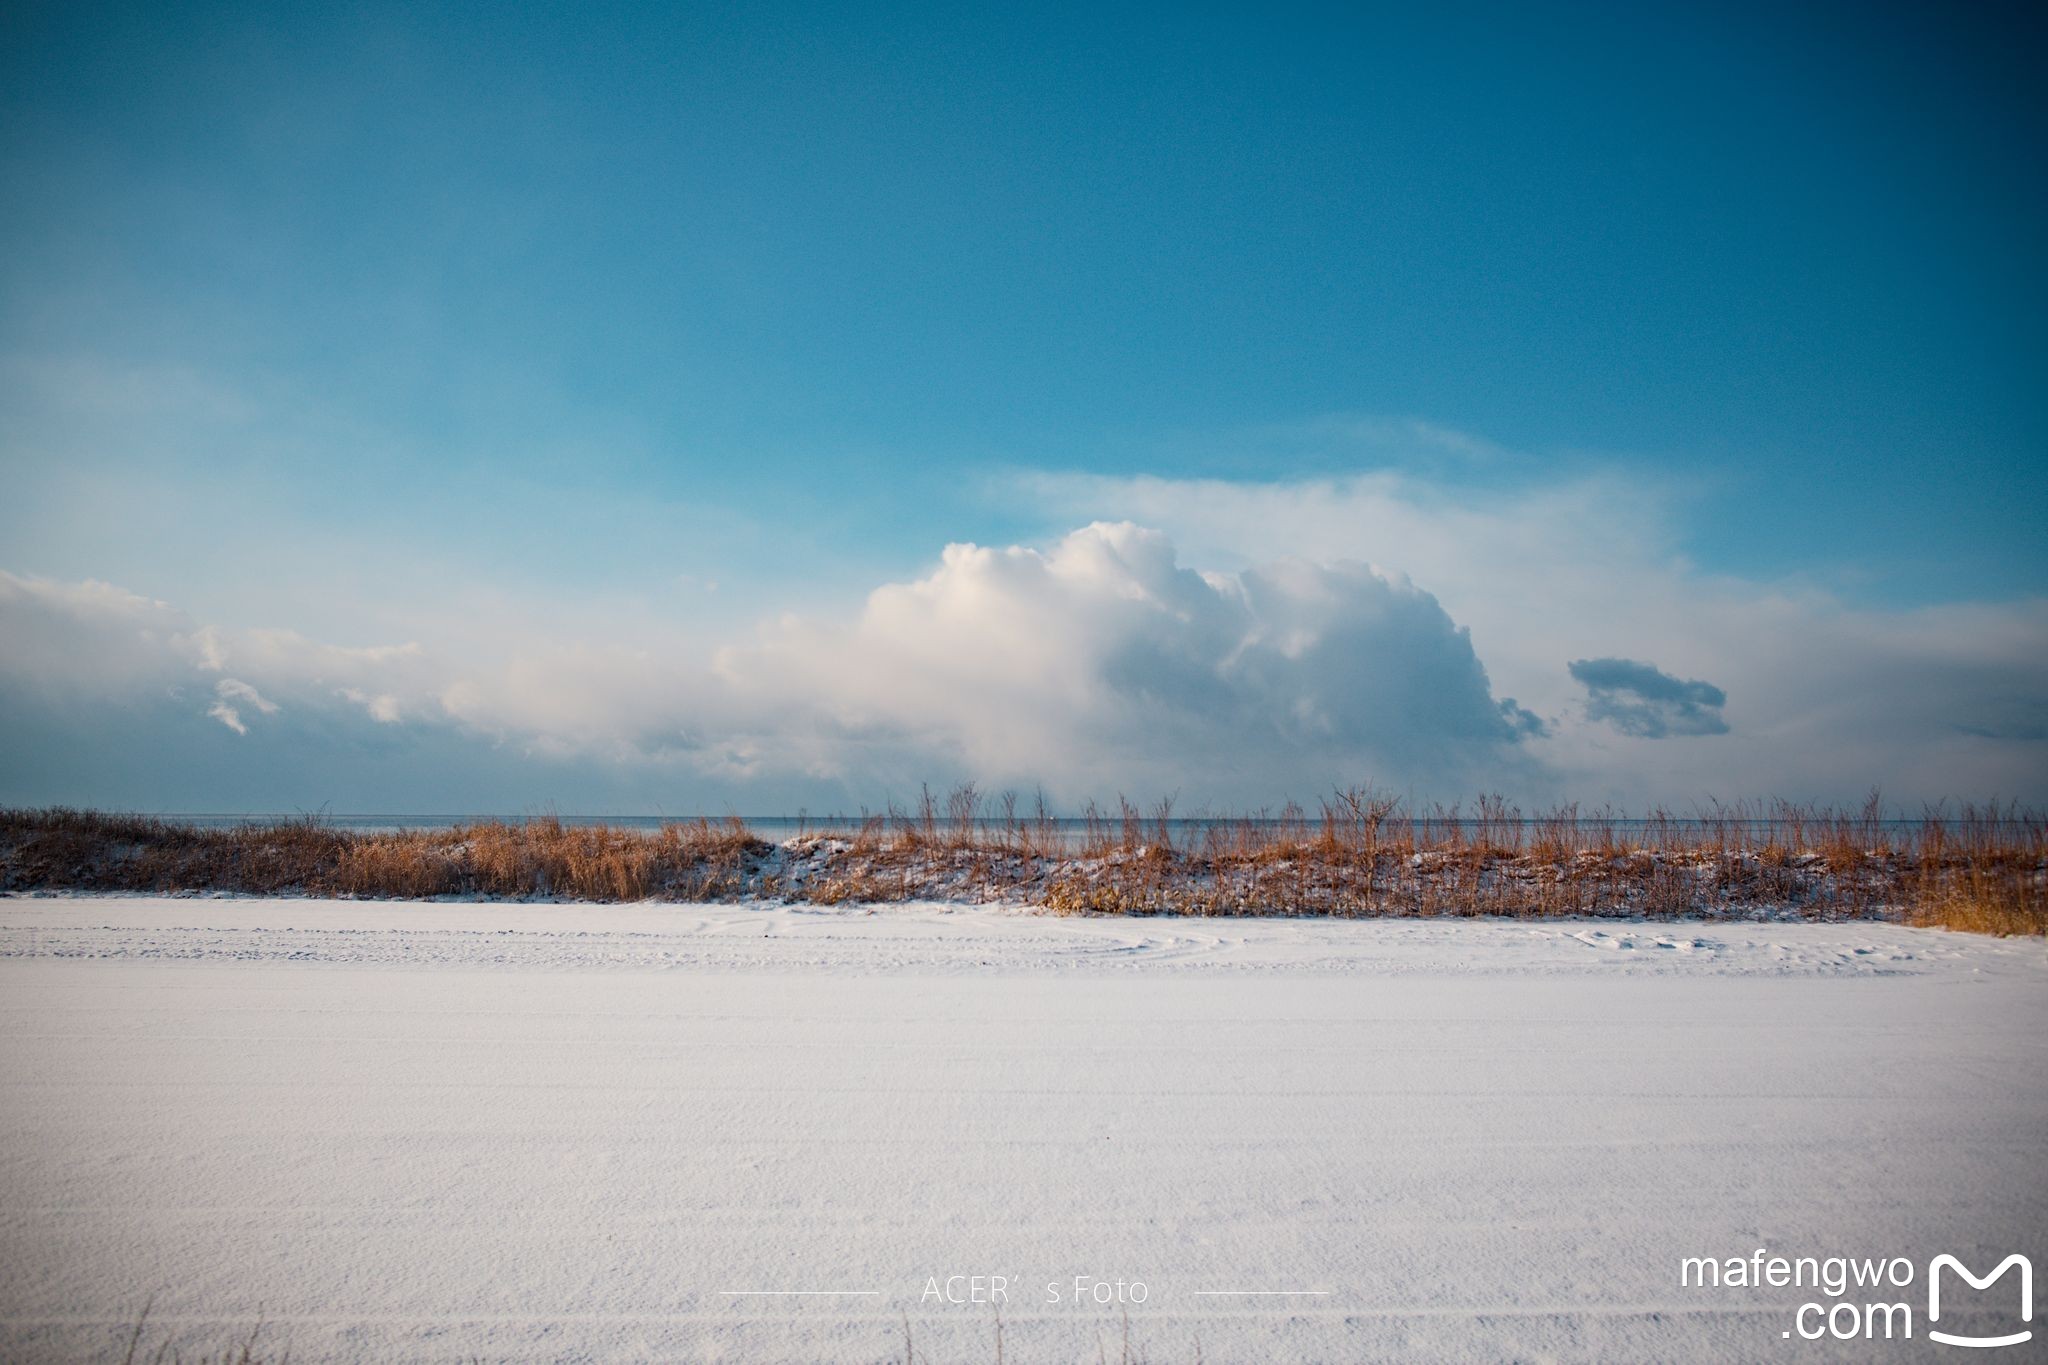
xmin=207 ymin=677 xmax=277 ymax=735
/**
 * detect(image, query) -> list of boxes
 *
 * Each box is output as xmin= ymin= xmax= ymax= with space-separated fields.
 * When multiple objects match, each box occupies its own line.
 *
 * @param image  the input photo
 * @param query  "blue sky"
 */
xmin=2 ymin=1 xmax=2043 ymax=812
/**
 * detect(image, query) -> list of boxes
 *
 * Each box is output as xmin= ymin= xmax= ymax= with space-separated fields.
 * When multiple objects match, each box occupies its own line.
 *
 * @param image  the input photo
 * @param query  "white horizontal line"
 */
xmin=1193 ymin=1290 xmax=1330 ymax=1296
xmin=721 ymin=1290 xmax=882 ymax=1296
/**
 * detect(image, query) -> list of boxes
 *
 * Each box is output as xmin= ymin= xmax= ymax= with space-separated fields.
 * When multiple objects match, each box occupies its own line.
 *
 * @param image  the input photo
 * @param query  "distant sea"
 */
xmin=144 ymin=811 xmax=1962 ymax=846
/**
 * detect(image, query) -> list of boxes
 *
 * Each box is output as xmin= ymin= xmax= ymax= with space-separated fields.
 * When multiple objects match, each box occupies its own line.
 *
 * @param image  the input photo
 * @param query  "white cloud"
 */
xmin=0 ymin=525 xmax=1543 ymax=807
xmin=0 ymin=571 xmax=210 ymax=695
xmin=1022 ymin=468 xmax=2048 ymax=805
xmin=214 ymin=678 xmax=278 ymax=712
xmin=715 ymin=522 xmax=1538 ymax=799
xmin=3 ymin=461 xmax=2044 ymax=810
xmin=207 ymin=677 xmax=279 ymax=735
xmin=339 ymin=688 xmax=405 ymax=724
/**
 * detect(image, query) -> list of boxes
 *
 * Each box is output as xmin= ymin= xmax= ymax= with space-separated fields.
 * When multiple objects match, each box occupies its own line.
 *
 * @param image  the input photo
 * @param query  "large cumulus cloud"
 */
xmin=0 ymin=527 xmax=1544 ymax=810
xmin=716 ymin=522 xmax=1539 ymax=796
xmin=1032 ymin=467 xmax=2048 ymax=806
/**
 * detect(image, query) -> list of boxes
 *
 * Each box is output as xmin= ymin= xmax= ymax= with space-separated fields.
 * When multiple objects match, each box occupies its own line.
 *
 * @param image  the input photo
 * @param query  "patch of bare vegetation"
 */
xmin=3 ymin=788 xmax=2041 ymax=935
xmin=2 ymin=809 xmax=766 ymax=902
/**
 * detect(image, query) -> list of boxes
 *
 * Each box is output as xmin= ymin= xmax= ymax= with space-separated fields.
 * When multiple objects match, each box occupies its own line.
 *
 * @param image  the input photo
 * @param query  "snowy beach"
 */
xmin=1 ymin=898 xmax=2042 ymax=1361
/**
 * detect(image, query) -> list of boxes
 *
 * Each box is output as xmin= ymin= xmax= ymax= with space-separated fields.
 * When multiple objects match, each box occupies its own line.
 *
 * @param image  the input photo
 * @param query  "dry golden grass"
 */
xmin=0 ymin=808 xmax=768 ymax=903
xmin=1904 ymin=861 xmax=2048 ymax=936
xmin=3 ymin=790 xmax=2041 ymax=934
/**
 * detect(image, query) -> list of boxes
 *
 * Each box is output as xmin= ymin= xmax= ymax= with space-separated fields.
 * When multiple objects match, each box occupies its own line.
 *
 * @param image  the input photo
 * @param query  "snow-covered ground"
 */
xmin=1 ymin=897 xmax=2043 ymax=1362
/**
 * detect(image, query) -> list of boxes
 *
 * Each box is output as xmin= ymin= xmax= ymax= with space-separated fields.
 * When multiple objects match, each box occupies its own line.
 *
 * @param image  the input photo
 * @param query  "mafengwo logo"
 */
xmin=1928 ymin=1254 xmax=2032 ymax=1350
xmin=1681 ymin=1249 xmax=2033 ymax=1346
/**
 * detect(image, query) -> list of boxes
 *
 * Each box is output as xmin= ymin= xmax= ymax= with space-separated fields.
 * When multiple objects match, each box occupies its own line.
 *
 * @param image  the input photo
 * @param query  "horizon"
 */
xmin=15 ymin=794 xmax=2035 ymax=828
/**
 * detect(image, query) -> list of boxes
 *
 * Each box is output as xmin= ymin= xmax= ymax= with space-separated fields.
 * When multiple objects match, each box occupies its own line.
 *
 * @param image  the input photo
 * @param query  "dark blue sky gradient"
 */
xmin=2 ymin=0 xmax=2042 ymax=602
